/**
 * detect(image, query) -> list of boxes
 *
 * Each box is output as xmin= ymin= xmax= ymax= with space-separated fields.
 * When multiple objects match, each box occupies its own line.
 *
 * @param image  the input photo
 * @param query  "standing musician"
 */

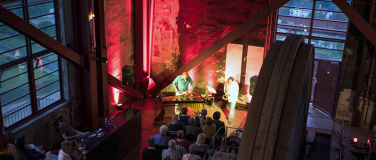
xmin=172 ymin=72 xmax=194 ymax=114
xmin=224 ymin=77 xmax=239 ymax=124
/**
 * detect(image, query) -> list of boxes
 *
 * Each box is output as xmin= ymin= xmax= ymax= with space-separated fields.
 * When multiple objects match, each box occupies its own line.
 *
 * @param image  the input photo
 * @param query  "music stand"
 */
xmin=207 ymin=86 xmax=217 ymax=107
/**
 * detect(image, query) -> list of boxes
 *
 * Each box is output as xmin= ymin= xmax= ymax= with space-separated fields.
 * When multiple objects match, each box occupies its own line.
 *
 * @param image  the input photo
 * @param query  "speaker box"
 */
xmin=122 ymin=66 xmax=133 ymax=85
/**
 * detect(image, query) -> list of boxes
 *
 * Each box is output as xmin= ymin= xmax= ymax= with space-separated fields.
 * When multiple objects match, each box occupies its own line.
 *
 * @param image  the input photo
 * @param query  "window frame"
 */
xmin=0 ymin=0 xmax=65 ymax=129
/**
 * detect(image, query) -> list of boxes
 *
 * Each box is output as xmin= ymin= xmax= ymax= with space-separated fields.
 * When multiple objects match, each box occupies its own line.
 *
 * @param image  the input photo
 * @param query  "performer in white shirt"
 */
xmin=224 ymin=77 xmax=239 ymax=124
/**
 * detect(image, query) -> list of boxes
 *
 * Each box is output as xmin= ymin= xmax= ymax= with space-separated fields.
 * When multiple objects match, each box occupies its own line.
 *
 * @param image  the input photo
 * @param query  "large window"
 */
xmin=0 ymin=0 xmax=63 ymax=128
xmin=275 ymin=0 xmax=351 ymax=61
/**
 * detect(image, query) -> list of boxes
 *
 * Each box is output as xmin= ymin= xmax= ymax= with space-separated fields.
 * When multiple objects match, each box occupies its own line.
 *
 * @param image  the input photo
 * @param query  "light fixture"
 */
xmin=116 ymin=103 xmax=123 ymax=110
xmin=352 ymin=137 xmax=358 ymax=143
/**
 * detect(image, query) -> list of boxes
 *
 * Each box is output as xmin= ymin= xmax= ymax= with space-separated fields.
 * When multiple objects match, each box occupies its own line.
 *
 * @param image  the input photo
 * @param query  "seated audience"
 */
xmin=200 ymin=117 xmax=216 ymax=144
xmin=142 ymin=137 xmax=161 ymax=160
xmin=185 ymin=118 xmax=201 ymax=140
xmin=154 ymin=125 xmax=171 ymax=147
xmin=168 ymin=115 xmax=184 ymax=138
xmin=58 ymin=141 xmax=72 ymax=160
xmin=182 ymin=145 xmax=201 ymax=160
xmin=173 ymin=130 xmax=191 ymax=150
xmin=212 ymin=111 xmax=225 ymax=137
xmin=161 ymin=140 xmax=181 ymax=160
xmin=57 ymin=113 xmax=90 ymax=141
xmin=0 ymin=139 xmax=14 ymax=160
xmin=192 ymin=133 xmax=208 ymax=158
xmin=195 ymin=109 xmax=207 ymax=127
xmin=70 ymin=141 xmax=85 ymax=160
xmin=17 ymin=135 xmax=45 ymax=160
xmin=179 ymin=107 xmax=190 ymax=126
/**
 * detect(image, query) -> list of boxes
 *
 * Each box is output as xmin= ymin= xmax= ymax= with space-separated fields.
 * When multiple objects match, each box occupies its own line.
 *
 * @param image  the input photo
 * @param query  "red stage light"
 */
xmin=352 ymin=137 xmax=358 ymax=143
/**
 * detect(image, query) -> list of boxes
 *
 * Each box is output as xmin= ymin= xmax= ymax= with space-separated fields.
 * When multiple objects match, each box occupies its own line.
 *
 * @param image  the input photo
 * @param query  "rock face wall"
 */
xmin=151 ymin=0 xmax=273 ymax=94
xmin=105 ymin=0 xmax=133 ymax=113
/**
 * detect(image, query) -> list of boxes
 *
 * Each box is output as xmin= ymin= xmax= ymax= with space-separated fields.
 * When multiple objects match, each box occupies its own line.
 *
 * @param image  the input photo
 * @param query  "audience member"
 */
xmin=192 ymin=133 xmax=208 ymax=158
xmin=142 ymin=137 xmax=161 ymax=160
xmin=57 ymin=113 xmax=90 ymax=141
xmin=154 ymin=125 xmax=171 ymax=147
xmin=179 ymin=107 xmax=190 ymax=126
xmin=182 ymin=145 xmax=201 ymax=160
xmin=168 ymin=115 xmax=184 ymax=138
xmin=185 ymin=118 xmax=200 ymax=137
xmin=0 ymin=139 xmax=14 ymax=160
xmin=212 ymin=111 xmax=225 ymax=137
xmin=200 ymin=117 xmax=216 ymax=144
xmin=70 ymin=141 xmax=85 ymax=160
xmin=58 ymin=141 xmax=72 ymax=160
xmin=17 ymin=135 xmax=45 ymax=160
xmin=161 ymin=140 xmax=181 ymax=160
xmin=173 ymin=130 xmax=191 ymax=150
xmin=195 ymin=109 xmax=207 ymax=127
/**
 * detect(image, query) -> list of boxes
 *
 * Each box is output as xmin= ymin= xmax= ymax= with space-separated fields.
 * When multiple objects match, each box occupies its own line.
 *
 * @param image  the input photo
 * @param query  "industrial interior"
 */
xmin=0 ymin=0 xmax=375 ymax=159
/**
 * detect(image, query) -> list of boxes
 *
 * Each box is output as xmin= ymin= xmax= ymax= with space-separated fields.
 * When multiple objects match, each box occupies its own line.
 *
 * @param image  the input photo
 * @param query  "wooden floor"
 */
xmin=121 ymin=98 xmax=248 ymax=159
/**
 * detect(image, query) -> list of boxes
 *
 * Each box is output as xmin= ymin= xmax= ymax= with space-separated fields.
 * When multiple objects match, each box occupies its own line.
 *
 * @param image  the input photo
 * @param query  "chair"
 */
xmin=185 ymin=134 xmax=197 ymax=143
xmin=154 ymin=144 xmax=168 ymax=154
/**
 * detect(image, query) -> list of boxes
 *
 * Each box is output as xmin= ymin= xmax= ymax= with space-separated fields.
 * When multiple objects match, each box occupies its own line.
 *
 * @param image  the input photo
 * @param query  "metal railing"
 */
xmin=2 ymin=97 xmax=56 ymax=127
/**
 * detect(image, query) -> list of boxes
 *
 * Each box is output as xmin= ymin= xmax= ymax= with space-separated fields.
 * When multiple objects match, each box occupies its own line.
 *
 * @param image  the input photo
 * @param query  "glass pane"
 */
xmin=34 ymin=53 xmax=60 ymax=110
xmin=314 ymin=11 xmax=348 ymax=21
xmin=0 ymin=25 xmax=21 ymax=39
xmin=313 ymin=19 xmax=348 ymax=31
xmin=314 ymin=48 xmax=343 ymax=61
xmin=277 ymin=26 xmax=310 ymax=36
xmin=0 ymin=62 xmax=32 ymax=127
xmin=278 ymin=16 xmax=311 ymax=28
xmin=29 ymin=15 xmax=55 ymax=29
xmin=40 ymin=25 xmax=56 ymax=37
xmin=276 ymin=35 xmax=287 ymax=41
xmin=279 ymin=7 xmax=312 ymax=18
xmin=2 ymin=1 xmax=22 ymax=8
xmin=315 ymin=1 xmax=341 ymax=12
xmin=8 ymin=7 xmax=24 ymax=19
xmin=311 ymin=39 xmax=345 ymax=50
xmin=0 ymin=47 xmax=28 ymax=65
xmin=0 ymin=35 xmax=27 ymax=52
xmin=311 ymin=29 xmax=346 ymax=40
xmin=28 ymin=2 xmax=54 ymax=18
xmin=284 ymin=0 xmax=313 ymax=9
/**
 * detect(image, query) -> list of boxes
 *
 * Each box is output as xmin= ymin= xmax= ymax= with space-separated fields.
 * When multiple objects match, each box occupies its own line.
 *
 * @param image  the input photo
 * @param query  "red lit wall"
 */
xmin=105 ymin=0 xmax=133 ymax=113
xmin=151 ymin=0 xmax=273 ymax=94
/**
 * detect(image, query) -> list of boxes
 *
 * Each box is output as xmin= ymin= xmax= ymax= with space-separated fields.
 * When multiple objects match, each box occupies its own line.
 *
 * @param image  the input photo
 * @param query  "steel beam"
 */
xmin=0 ymin=6 xmax=83 ymax=67
xmin=333 ymin=0 xmax=376 ymax=48
xmin=94 ymin=0 xmax=109 ymax=119
xmin=108 ymin=74 xmax=142 ymax=99
xmin=148 ymin=0 xmax=291 ymax=96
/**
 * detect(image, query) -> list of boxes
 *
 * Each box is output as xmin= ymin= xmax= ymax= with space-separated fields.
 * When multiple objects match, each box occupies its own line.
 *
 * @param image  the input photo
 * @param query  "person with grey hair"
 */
xmin=153 ymin=125 xmax=171 ymax=147
xmin=168 ymin=115 xmax=183 ymax=138
xmin=182 ymin=144 xmax=201 ymax=160
xmin=192 ymin=133 xmax=208 ymax=158
xmin=162 ymin=140 xmax=181 ymax=160
xmin=142 ymin=137 xmax=161 ymax=160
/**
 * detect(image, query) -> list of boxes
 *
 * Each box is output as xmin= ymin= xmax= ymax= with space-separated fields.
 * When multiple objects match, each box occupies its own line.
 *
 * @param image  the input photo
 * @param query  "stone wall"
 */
xmin=105 ymin=0 xmax=133 ymax=113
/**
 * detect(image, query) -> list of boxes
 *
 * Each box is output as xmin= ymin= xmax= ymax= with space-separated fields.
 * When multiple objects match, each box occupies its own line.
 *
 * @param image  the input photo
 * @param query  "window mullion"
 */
xmin=308 ymin=0 xmax=317 ymax=44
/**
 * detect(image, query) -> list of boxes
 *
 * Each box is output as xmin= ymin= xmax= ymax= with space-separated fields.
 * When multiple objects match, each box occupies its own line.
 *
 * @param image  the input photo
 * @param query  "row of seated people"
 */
xmin=0 ymin=112 xmax=91 ymax=160
xmin=169 ymin=108 xmax=226 ymax=144
xmin=143 ymin=133 xmax=207 ymax=160
xmin=0 ymin=138 xmax=85 ymax=160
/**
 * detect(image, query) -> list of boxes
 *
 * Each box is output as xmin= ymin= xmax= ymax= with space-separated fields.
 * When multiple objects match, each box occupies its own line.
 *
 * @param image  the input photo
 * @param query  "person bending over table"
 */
xmin=172 ymin=72 xmax=194 ymax=114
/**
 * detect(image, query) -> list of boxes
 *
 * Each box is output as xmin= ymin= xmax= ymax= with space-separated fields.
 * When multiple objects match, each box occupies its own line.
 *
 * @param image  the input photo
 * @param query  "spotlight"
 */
xmin=352 ymin=137 xmax=358 ymax=143
xmin=116 ymin=103 xmax=123 ymax=110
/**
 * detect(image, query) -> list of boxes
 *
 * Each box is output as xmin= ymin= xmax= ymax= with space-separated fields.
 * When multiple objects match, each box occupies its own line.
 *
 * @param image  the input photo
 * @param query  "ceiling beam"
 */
xmin=333 ymin=0 xmax=376 ymax=48
xmin=108 ymin=74 xmax=142 ymax=99
xmin=0 ymin=6 xmax=83 ymax=67
xmin=148 ymin=0 xmax=291 ymax=96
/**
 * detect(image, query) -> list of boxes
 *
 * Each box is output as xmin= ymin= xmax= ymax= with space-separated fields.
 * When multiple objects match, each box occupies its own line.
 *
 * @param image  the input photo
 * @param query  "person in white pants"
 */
xmin=224 ymin=77 xmax=239 ymax=124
